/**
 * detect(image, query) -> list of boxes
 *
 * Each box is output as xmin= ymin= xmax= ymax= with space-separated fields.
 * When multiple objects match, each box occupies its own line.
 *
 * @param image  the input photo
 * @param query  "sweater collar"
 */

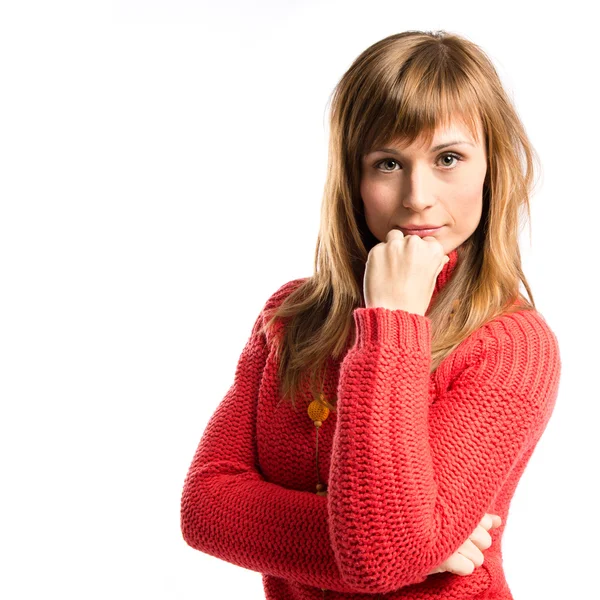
xmin=436 ymin=246 xmax=459 ymax=293
xmin=427 ymin=246 xmax=459 ymax=311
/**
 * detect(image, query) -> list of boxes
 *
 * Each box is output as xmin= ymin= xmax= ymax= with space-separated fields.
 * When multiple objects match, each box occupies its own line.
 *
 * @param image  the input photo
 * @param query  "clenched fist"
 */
xmin=427 ymin=513 xmax=502 ymax=576
xmin=364 ymin=228 xmax=449 ymax=316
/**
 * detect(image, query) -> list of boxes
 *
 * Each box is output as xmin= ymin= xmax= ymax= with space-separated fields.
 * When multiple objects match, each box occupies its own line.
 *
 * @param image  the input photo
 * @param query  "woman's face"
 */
xmin=360 ymin=117 xmax=488 ymax=254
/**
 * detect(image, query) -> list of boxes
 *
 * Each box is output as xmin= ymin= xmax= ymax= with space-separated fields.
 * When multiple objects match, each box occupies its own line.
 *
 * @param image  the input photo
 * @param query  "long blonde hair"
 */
xmin=260 ymin=30 xmax=539 ymax=411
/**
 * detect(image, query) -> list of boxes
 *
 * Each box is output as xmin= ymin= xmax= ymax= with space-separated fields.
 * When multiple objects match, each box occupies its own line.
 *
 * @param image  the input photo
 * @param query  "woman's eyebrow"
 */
xmin=368 ymin=140 xmax=475 ymax=155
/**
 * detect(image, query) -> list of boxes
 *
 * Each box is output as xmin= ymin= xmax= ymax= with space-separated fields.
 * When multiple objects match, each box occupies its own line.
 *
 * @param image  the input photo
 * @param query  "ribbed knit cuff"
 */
xmin=352 ymin=307 xmax=431 ymax=353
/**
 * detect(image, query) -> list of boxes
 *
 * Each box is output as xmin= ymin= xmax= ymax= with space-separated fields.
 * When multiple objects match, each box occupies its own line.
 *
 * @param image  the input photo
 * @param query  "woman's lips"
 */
xmin=397 ymin=226 xmax=445 ymax=236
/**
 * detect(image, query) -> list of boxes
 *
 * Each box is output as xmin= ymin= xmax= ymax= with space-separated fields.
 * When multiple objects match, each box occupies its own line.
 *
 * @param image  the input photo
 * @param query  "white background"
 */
xmin=0 ymin=1 xmax=597 ymax=598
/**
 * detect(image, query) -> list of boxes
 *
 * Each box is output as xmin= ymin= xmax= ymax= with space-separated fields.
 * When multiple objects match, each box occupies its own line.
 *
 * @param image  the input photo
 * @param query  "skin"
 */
xmin=360 ymin=116 xmax=488 ymax=256
xmin=427 ymin=513 xmax=502 ymax=576
xmin=360 ymin=117 xmax=488 ymax=314
xmin=360 ymin=117 xmax=500 ymax=573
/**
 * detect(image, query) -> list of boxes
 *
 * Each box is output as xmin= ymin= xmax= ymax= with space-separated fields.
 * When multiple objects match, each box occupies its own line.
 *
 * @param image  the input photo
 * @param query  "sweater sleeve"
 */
xmin=180 ymin=284 xmax=377 ymax=594
xmin=328 ymin=306 xmax=561 ymax=594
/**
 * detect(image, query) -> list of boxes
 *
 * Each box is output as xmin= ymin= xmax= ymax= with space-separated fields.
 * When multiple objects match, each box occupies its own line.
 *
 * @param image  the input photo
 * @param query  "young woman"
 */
xmin=180 ymin=30 xmax=561 ymax=600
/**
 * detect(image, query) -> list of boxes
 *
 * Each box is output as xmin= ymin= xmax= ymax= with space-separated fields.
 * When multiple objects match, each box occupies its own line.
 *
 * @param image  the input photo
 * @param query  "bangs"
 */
xmin=358 ymin=57 xmax=484 ymax=157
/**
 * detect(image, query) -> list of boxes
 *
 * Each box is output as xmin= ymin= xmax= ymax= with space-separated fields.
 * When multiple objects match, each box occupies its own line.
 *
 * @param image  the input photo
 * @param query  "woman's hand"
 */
xmin=427 ymin=513 xmax=502 ymax=576
xmin=363 ymin=228 xmax=449 ymax=315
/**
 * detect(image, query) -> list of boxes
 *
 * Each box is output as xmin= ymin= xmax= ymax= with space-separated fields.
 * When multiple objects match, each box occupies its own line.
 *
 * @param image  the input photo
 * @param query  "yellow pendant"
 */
xmin=308 ymin=392 xmax=331 ymax=423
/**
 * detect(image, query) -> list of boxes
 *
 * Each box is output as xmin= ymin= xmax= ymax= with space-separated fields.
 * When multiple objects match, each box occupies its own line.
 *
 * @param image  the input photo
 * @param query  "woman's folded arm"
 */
xmin=180 ymin=286 xmax=387 ymax=594
xmin=327 ymin=307 xmax=561 ymax=594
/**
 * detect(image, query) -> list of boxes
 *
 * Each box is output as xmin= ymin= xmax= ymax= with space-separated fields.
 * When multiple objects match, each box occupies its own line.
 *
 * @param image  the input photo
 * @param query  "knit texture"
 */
xmin=180 ymin=247 xmax=562 ymax=599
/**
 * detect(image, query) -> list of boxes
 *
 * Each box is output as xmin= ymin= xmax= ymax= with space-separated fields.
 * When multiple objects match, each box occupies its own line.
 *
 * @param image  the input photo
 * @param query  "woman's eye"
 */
xmin=374 ymin=152 xmax=463 ymax=172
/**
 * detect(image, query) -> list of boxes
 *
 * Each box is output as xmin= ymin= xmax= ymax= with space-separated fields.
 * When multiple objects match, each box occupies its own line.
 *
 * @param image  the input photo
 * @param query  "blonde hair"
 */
xmin=260 ymin=30 xmax=539 ymax=411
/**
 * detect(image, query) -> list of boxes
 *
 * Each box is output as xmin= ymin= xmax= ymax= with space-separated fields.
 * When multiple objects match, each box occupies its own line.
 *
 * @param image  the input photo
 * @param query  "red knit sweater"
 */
xmin=180 ymin=247 xmax=561 ymax=599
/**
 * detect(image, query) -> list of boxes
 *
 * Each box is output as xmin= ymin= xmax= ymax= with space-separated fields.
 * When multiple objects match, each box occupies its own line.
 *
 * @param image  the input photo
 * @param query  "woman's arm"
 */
xmin=327 ymin=306 xmax=561 ymax=594
xmin=180 ymin=283 xmax=380 ymax=594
